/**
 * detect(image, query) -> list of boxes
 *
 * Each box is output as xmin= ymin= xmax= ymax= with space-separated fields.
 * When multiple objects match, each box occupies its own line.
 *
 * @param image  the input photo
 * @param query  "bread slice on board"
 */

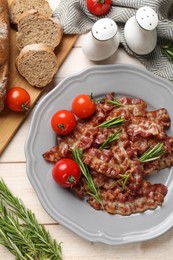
xmin=9 ymin=0 xmax=52 ymax=24
xmin=16 ymin=43 xmax=59 ymax=88
xmin=16 ymin=10 xmax=63 ymax=51
xmin=0 ymin=0 xmax=10 ymax=112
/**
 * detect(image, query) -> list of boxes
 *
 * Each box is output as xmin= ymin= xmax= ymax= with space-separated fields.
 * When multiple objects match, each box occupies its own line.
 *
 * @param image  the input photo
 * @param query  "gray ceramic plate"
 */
xmin=25 ymin=64 xmax=173 ymax=245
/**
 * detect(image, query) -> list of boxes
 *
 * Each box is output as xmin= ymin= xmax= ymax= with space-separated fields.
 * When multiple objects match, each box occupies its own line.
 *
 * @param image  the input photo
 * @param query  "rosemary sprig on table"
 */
xmin=0 ymin=200 xmax=38 ymax=260
xmin=97 ymin=116 xmax=125 ymax=128
xmin=0 ymin=179 xmax=62 ymax=260
xmin=139 ymin=143 xmax=165 ymax=163
xmin=99 ymin=129 xmax=122 ymax=150
xmin=161 ymin=45 xmax=173 ymax=61
xmin=72 ymin=147 xmax=102 ymax=205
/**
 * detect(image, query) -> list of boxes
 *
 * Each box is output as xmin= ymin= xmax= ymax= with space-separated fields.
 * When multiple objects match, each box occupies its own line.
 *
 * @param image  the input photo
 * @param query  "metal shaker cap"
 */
xmin=92 ymin=18 xmax=118 ymax=41
xmin=136 ymin=6 xmax=158 ymax=31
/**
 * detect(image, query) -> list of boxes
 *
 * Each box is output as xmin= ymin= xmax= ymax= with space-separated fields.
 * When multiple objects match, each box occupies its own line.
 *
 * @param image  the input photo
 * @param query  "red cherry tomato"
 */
xmin=52 ymin=158 xmax=81 ymax=188
xmin=72 ymin=94 xmax=96 ymax=118
xmin=86 ymin=0 xmax=111 ymax=16
xmin=51 ymin=109 xmax=77 ymax=135
xmin=6 ymin=87 xmax=31 ymax=112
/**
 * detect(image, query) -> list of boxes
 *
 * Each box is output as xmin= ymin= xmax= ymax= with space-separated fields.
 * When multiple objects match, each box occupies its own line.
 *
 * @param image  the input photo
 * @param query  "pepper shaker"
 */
xmin=82 ymin=18 xmax=120 ymax=61
xmin=124 ymin=6 xmax=158 ymax=55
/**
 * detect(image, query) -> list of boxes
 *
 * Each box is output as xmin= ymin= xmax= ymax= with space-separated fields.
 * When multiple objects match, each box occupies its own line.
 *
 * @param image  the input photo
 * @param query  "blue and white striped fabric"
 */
xmin=53 ymin=0 xmax=173 ymax=83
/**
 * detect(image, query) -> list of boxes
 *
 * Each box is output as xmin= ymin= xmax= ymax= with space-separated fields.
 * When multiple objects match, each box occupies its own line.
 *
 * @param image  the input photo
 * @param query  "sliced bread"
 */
xmin=16 ymin=10 xmax=63 ymax=51
xmin=9 ymin=0 xmax=52 ymax=24
xmin=16 ymin=43 xmax=58 ymax=88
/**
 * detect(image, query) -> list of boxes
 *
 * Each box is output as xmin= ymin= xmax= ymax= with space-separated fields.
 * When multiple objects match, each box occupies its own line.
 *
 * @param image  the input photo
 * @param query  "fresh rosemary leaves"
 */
xmin=161 ymin=45 xmax=173 ymax=61
xmin=139 ymin=143 xmax=165 ymax=163
xmin=99 ymin=129 xmax=121 ymax=150
xmin=0 ymin=179 xmax=62 ymax=260
xmin=72 ymin=147 xmax=102 ymax=205
xmin=97 ymin=117 xmax=125 ymax=128
xmin=96 ymin=96 xmax=123 ymax=107
xmin=106 ymin=97 xmax=123 ymax=107
xmin=115 ymin=174 xmax=130 ymax=191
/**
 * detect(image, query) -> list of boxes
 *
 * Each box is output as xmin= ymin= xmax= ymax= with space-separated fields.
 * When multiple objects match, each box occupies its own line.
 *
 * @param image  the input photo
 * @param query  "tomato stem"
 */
xmin=57 ymin=123 xmax=64 ymax=130
xmin=90 ymin=92 xmax=94 ymax=100
xmin=67 ymin=176 xmax=76 ymax=184
xmin=96 ymin=0 xmax=105 ymax=4
xmin=21 ymin=101 xmax=30 ymax=111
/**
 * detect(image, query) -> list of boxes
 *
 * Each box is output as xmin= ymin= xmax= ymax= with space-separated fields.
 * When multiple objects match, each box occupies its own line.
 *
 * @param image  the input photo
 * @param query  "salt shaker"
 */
xmin=124 ymin=6 xmax=158 ymax=55
xmin=82 ymin=18 xmax=120 ymax=61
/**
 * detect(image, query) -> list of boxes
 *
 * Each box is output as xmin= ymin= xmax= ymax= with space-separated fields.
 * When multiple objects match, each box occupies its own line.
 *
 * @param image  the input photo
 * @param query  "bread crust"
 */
xmin=0 ymin=0 xmax=10 ymax=112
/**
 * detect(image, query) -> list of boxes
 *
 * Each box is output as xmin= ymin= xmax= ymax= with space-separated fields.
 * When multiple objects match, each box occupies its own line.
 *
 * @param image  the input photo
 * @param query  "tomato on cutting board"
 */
xmin=86 ymin=0 xmax=111 ymax=16
xmin=72 ymin=94 xmax=96 ymax=118
xmin=51 ymin=109 xmax=77 ymax=135
xmin=52 ymin=158 xmax=81 ymax=188
xmin=6 ymin=87 xmax=31 ymax=112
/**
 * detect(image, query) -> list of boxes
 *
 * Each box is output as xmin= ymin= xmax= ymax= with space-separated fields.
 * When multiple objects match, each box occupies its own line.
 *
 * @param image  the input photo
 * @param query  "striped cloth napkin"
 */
xmin=53 ymin=0 xmax=173 ymax=83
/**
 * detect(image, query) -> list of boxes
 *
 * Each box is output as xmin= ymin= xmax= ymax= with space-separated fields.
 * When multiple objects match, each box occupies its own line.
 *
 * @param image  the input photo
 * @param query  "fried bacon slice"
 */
xmin=82 ymin=140 xmax=143 ymax=192
xmin=43 ymin=93 xmax=172 ymax=215
xmin=130 ymin=136 xmax=173 ymax=176
xmin=90 ymin=181 xmax=167 ymax=215
xmin=72 ymin=171 xmax=167 ymax=215
xmin=146 ymin=108 xmax=170 ymax=129
xmin=126 ymin=116 xmax=167 ymax=139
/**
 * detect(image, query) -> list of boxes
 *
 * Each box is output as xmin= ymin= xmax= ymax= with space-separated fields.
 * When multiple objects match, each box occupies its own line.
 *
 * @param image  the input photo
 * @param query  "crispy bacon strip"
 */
xmin=82 ymin=140 xmax=142 ymax=185
xmin=92 ymin=181 xmax=167 ymax=215
xmin=72 ymin=174 xmax=167 ymax=215
xmin=146 ymin=108 xmax=170 ymax=128
xmin=126 ymin=116 xmax=167 ymax=139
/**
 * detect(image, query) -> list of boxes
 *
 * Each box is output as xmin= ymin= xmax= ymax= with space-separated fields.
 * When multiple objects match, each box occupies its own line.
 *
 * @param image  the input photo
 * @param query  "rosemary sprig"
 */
xmin=95 ymin=97 xmax=105 ymax=103
xmin=161 ymin=45 xmax=173 ymax=61
xmin=0 ymin=200 xmax=38 ymax=260
xmin=139 ymin=143 xmax=165 ymax=163
xmin=115 ymin=174 xmax=130 ymax=191
xmin=106 ymin=97 xmax=123 ymax=107
xmin=0 ymin=179 xmax=62 ymax=260
xmin=99 ymin=129 xmax=121 ymax=149
xmin=72 ymin=147 xmax=102 ymax=205
xmin=95 ymin=96 xmax=123 ymax=107
xmin=97 ymin=116 xmax=125 ymax=128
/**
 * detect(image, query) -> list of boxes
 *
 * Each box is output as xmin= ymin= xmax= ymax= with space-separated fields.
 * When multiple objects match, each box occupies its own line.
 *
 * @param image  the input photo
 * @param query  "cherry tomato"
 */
xmin=6 ymin=87 xmax=31 ymax=112
xmin=86 ymin=0 xmax=111 ymax=16
xmin=52 ymin=158 xmax=81 ymax=188
xmin=51 ymin=109 xmax=77 ymax=135
xmin=72 ymin=94 xmax=96 ymax=118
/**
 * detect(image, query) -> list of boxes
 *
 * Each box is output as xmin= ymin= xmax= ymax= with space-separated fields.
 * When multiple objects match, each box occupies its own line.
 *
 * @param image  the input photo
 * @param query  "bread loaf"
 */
xmin=9 ymin=0 xmax=52 ymax=24
xmin=16 ymin=10 xmax=63 ymax=51
xmin=0 ymin=0 xmax=10 ymax=112
xmin=16 ymin=43 xmax=59 ymax=88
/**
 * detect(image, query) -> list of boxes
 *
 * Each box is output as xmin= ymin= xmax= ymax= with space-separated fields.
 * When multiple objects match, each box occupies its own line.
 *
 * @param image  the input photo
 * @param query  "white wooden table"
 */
xmin=1 ymin=1 xmax=173 ymax=259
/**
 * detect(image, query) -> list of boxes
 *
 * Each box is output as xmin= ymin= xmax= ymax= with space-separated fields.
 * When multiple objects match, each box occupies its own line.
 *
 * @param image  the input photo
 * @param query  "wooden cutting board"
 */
xmin=0 ymin=27 xmax=78 ymax=155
